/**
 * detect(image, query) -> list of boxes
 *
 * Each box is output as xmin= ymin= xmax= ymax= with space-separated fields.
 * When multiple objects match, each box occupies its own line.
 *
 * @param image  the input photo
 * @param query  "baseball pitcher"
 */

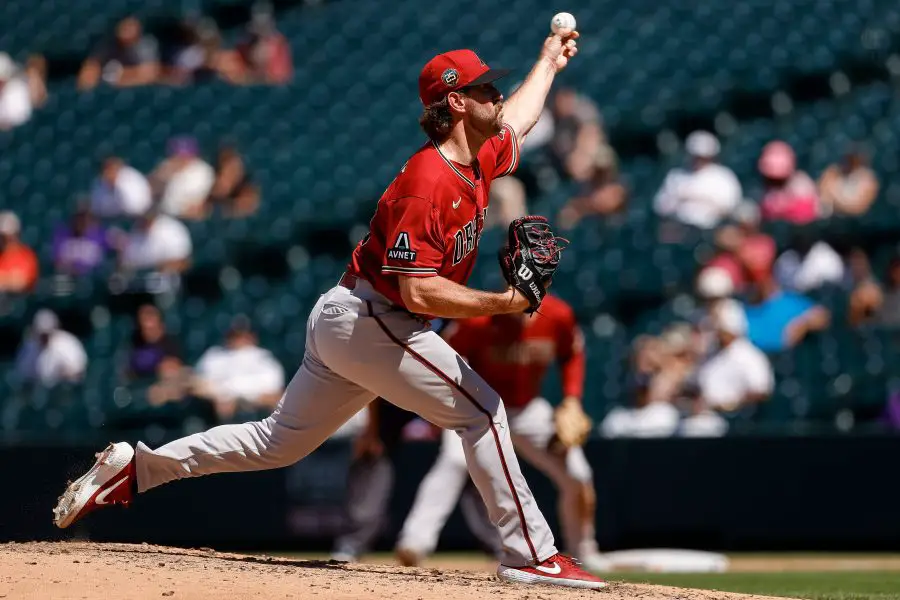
xmin=52 ymin=24 xmax=606 ymax=590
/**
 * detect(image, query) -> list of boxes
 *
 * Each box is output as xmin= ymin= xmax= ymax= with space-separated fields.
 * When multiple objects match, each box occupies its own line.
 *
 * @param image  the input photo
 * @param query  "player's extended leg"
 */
xmin=395 ymin=428 xmax=471 ymax=564
xmin=507 ymin=398 xmax=606 ymax=569
xmin=134 ymin=347 xmax=374 ymax=492
xmin=313 ymin=286 xmax=556 ymax=568
xmin=53 ymin=289 xmax=376 ymax=528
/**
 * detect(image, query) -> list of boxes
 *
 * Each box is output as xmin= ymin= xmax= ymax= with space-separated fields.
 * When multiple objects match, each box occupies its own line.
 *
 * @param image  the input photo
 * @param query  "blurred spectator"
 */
xmin=219 ymin=13 xmax=292 ymax=85
xmin=52 ymin=206 xmax=110 ymax=275
xmin=743 ymin=274 xmax=830 ymax=352
xmin=705 ymin=205 xmax=776 ymax=293
xmin=681 ymin=300 xmax=773 ymax=437
xmin=694 ymin=266 xmax=735 ymax=356
xmin=600 ymin=335 xmax=680 ymax=438
xmin=0 ymin=211 xmax=38 ymax=294
xmin=151 ymin=136 xmax=215 ymax=220
xmin=163 ymin=18 xmax=223 ymax=85
xmin=208 ymin=144 xmax=260 ymax=217
xmin=873 ymin=256 xmax=900 ymax=328
xmin=549 ymin=88 xmax=603 ymax=181
xmin=14 ymin=310 xmax=87 ymax=387
xmin=119 ymin=210 xmax=192 ymax=274
xmin=557 ymin=144 xmax=627 ymax=229
xmin=0 ymin=53 xmax=29 ymax=130
xmin=845 ymin=248 xmax=883 ymax=327
xmin=78 ymin=17 xmax=160 ymax=90
xmin=774 ymin=232 xmax=844 ymax=293
xmin=192 ymin=316 xmax=285 ymax=420
xmin=90 ymin=156 xmax=153 ymax=218
xmin=758 ymin=141 xmax=819 ymax=224
xmin=654 ymin=131 xmax=742 ymax=229
xmin=129 ymin=304 xmax=182 ymax=379
xmin=818 ymin=147 xmax=878 ymax=217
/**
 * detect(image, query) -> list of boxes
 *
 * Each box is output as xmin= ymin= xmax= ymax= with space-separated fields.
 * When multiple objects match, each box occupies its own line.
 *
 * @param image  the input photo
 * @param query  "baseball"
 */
xmin=551 ymin=12 xmax=576 ymax=34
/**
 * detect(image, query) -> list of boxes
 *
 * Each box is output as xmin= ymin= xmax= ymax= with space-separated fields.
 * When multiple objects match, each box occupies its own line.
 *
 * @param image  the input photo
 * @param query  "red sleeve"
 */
xmin=380 ymin=196 xmax=444 ymax=277
xmin=478 ymin=123 xmax=520 ymax=181
xmin=443 ymin=319 xmax=480 ymax=358
xmin=555 ymin=303 xmax=585 ymax=399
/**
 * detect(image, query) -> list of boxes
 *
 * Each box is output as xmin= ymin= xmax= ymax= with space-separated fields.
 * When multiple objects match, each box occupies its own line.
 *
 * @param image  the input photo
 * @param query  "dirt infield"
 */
xmin=0 ymin=542 xmax=792 ymax=600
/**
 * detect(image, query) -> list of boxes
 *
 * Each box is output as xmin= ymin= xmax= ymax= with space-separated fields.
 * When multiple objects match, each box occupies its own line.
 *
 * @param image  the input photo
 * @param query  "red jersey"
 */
xmin=347 ymin=124 xmax=520 ymax=310
xmin=444 ymin=295 xmax=585 ymax=408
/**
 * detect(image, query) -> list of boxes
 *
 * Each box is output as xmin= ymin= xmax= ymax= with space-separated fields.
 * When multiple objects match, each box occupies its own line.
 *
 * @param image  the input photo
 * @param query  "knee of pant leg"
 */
xmin=256 ymin=416 xmax=309 ymax=467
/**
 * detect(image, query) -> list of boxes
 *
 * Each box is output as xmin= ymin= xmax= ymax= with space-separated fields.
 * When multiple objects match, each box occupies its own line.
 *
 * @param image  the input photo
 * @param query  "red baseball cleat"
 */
xmin=53 ymin=442 xmax=135 ymax=529
xmin=497 ymin=553 xmax=608 ymax=590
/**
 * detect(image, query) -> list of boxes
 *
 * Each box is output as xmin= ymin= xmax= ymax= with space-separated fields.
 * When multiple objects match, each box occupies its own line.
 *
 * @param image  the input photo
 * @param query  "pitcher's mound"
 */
xmin=0 ymin=542 xmax=786 ymax=600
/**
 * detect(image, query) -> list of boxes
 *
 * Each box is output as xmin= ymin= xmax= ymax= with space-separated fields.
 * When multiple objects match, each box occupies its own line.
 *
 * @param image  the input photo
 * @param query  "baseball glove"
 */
xmin=498 ymin=216 xmax=567 ymax=313
xmin=553 ymin=397 xmax=593 ymax=448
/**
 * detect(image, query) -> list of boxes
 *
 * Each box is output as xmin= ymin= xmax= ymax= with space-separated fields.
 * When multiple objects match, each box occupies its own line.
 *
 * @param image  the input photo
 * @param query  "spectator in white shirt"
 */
xmin=90 ymin=157 xmax=153 ymax=218
xmin=774 ymin=233 xmax=845 ymax=293
xmin=0 ymin=52 xmax=32 ymax=130
xmin=654 ymin=131 xmax=742 ymax=229
xmin=119 ymin=209 xmax=192 ymax=273
xmin=151 ymin=136 xmax=216 ymax=219
xmin=192 ymin=315 xmax=285 ymax=420
xmin=681 ymin=299 xmax=773 ymax=437
xmin=14 ymin=310 xmax=88 ymax=387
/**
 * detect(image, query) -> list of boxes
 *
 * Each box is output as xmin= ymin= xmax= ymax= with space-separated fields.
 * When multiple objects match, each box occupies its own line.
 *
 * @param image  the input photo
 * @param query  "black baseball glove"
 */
xmin=498 ymin=216 xmax=568 ymax=313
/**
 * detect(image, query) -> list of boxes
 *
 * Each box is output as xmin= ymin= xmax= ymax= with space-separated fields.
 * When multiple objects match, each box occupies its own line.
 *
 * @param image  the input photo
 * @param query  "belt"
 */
xmin=338 ymin=272 xmax=431 ymax=327
xmin=338 ymin=272 xmax=358 ymax=290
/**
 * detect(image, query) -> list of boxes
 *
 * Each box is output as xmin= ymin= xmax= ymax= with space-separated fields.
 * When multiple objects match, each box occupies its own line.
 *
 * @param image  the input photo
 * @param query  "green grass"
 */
xmin=611 ymin=571 xmax=900 ymax=600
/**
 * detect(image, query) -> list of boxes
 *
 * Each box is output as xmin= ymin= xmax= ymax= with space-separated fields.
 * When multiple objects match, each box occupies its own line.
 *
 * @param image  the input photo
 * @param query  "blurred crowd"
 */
xmin=0 ymin=3 xmax=293 ymax=131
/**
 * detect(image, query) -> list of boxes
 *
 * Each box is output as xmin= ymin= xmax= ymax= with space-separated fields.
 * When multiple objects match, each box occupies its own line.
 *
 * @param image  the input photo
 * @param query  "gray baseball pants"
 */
xmin=133 ymin=278 xmax=557 ymax=567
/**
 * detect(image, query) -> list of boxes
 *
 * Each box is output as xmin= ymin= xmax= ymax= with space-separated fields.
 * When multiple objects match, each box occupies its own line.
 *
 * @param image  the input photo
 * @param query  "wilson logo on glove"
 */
xmin=498 ymin=216 xmax=567 ymax=314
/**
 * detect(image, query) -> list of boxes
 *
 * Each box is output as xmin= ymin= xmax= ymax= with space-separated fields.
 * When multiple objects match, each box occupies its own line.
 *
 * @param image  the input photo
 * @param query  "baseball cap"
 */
xmin=685 ymin=131 xmax=720 ymax=159
xmin=759 ymin=140 xmax=796 ymax=179
xmin=696 ymin=267 xmax=734 ymax=299
xmin=33 ymin=309 xmax=60 ymax=335
xmin=419 ymin=49 xmax=509 ymax=106
xmin=0 ymin=211 xmax=21 ymax=236
xmin=713 ymin=299 xmax=748 ymax=337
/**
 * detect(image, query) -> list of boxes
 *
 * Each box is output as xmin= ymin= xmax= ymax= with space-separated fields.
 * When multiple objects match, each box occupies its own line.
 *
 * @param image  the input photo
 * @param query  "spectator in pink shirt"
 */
xmin=758 ymin=141 xmax=819 ymax=224
xmin=705 ymin=202 xmax=776 ymax=293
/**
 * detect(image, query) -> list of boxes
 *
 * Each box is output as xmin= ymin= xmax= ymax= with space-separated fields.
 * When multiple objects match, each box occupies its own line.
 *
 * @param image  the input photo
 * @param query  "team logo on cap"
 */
xmin=441 ymin=68 xmax=459 ymax=87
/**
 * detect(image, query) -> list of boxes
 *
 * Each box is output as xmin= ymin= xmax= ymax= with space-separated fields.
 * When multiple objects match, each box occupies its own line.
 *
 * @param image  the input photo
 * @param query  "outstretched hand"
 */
xmin=541 ymin=29 xmax=580 ymax=72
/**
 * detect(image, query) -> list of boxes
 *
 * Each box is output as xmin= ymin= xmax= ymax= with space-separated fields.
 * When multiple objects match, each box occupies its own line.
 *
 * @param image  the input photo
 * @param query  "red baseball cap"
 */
xmin=418 ymin=49 xmax=510 ymax=106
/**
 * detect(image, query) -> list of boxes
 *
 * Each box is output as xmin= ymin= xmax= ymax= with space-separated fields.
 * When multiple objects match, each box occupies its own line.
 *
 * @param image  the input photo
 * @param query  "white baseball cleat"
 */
xmin=52 ymin=442 xmax=136 ymax=529
xmin=498 ymin=553 xmax=608 ymax=590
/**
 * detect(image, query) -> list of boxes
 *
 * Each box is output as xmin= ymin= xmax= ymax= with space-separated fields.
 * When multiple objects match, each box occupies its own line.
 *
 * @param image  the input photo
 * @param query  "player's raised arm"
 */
xmin=501 ymin=21 xmax=580 ymax=142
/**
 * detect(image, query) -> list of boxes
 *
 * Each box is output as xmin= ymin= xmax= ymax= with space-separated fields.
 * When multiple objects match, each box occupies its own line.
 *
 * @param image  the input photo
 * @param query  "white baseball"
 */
xmin=551 ymin=12 xmax=576 ymax=34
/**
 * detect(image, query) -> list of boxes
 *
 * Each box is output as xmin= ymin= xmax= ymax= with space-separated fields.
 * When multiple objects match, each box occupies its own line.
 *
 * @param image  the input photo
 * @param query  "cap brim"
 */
xmin=465 ymin=68 xmax=510 ymax=87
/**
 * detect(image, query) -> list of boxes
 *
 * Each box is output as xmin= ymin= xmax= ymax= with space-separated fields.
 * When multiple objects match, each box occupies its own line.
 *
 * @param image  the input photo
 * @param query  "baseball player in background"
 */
xmin=394 ymin=295 xmax=605 ymax=571
xmin=52 ymin=24 xmax=606 ymax=590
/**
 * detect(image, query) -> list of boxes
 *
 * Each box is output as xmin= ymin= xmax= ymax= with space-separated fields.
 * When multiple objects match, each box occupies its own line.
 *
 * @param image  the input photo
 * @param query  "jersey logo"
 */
xmin=497 ymin=128 xmax=506 ymax=141
xmin=452 ymin=196 xmax=462 ymax=209
xmin=452 ymin=218 xmax=477 ymax=266
xmin=386 ymin=231 xmax=417 ymax=262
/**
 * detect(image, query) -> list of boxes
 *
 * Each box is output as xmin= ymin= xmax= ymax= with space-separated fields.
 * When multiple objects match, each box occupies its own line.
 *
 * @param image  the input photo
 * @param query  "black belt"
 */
xmin=338 ymin=272 xmax=431 ymax=326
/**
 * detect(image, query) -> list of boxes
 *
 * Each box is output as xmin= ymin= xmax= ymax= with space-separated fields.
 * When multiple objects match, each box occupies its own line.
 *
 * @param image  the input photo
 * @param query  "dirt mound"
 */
xmin=0 ymin=542 xmax=787 ymax=600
